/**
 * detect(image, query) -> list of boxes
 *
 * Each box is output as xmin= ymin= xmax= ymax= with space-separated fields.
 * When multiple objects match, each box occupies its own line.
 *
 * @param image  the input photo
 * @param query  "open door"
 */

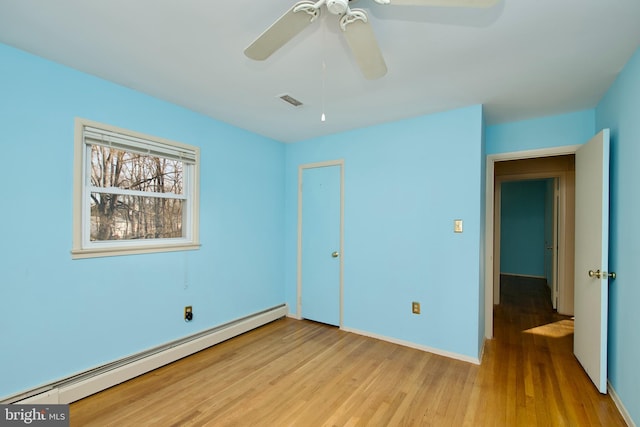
xmin=574 ymin=129 xmax=612 ymax=394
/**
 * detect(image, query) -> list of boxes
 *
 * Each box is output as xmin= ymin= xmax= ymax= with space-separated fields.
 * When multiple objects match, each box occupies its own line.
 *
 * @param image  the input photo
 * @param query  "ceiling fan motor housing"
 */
xmin=327 ymin=0 xmax=349 ymax=15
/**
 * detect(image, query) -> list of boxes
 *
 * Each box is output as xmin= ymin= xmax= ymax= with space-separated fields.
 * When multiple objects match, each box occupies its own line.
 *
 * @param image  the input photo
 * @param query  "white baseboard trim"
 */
xmin=16 ymin=389 xmax=60 ymax=405
xmin=608 ymin=380 xmax=636 ymax=427
xmin=9 ymin=304 xmax=288 ymax=405
xmin=478 ymin=337 xmax=486 ymax=363
xmin=341 ymin=327 xmax=481 ymax=365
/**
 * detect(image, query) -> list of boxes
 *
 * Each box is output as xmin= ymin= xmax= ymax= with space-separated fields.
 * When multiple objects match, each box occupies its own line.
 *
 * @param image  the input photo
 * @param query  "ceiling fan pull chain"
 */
xmin=321 ymin=60 xmax=327 ymax=122
xmin=321 ymin=15 xmax=328 ymax=122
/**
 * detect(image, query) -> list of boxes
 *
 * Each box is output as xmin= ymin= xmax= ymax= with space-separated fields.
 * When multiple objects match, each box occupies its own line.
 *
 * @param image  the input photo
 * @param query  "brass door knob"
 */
xmin=331 ymin=251 xmax=340 ymax=258
xmin=588 ymin=269 xmax=616 ymax=279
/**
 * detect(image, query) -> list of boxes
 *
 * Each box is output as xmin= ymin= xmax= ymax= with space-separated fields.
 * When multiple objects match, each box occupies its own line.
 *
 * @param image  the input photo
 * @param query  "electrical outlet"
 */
xmin=184 ymin=306 xmax=193 ymax=322
xmin=454 ymin=219 xmax=463 ymax=233
xmin=412 ymin=301 xmax=421 ymax=315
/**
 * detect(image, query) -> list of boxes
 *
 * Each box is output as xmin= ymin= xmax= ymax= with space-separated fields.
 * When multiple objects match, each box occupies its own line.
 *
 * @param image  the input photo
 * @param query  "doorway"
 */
xmin=485 ymin=146 xmax=579 ymax=338
xmin=493 ymin=156 xmax=575 ymax=317
xmin=486 ymin=133 xmax=612 ymax=394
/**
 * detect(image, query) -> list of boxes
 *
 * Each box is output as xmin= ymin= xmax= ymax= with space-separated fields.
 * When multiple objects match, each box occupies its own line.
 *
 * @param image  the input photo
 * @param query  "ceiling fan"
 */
xmin=244 ymin=0 xmax=501 ymax=80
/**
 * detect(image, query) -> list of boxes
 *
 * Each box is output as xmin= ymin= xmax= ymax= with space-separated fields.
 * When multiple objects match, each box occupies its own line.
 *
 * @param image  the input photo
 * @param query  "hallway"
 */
xmin=476 ymin=274 xmax=624 ymax=425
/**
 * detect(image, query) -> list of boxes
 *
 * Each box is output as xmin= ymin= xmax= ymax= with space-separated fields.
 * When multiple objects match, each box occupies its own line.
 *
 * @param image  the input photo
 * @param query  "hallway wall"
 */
xmin=500 ymin=180 xmax=548 ymax=277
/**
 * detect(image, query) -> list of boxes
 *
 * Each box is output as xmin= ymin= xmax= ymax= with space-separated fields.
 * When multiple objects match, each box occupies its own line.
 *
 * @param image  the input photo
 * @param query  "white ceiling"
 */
xmin=1 ymin=0 xmax=639 ymax=143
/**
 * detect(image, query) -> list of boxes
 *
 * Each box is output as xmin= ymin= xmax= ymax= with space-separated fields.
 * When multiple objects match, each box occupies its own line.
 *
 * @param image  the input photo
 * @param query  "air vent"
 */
xmin=279 ymin=94 xmax=303 ymax=107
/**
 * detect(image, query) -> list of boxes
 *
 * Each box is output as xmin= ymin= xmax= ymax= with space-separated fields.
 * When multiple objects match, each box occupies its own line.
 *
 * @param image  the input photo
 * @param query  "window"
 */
xmin=73 ymin=118 xmax=200 ymax=258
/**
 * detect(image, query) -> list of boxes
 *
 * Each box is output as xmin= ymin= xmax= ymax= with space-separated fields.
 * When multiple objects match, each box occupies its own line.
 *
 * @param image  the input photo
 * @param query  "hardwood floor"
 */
xmin=70 ymin=277 xmax=626 ymax=426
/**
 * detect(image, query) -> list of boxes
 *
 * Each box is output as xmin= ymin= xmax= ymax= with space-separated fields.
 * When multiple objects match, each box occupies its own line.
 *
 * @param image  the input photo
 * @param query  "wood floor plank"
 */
xmin=70 ymin=276 xmax=627 ymax=426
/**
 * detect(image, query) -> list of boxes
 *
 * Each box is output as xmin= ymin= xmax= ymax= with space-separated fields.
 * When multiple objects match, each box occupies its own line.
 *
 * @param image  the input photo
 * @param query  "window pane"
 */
xmin=90 ymin=193 xmax=184 ymax=241
xmin=91 ymin=145 xmax=183 ymax=194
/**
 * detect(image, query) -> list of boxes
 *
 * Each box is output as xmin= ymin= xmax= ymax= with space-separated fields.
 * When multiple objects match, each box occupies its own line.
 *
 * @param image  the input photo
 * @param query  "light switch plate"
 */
xmin=412 ymin=301 xmax=421 ymax=314
xmin=454 ymin=219 xmax=463 ymax=233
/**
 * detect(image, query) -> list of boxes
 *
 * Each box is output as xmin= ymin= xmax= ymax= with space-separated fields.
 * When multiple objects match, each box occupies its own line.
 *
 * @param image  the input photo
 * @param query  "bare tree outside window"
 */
xmin=89 ymin=146 xmax=185 ymax=241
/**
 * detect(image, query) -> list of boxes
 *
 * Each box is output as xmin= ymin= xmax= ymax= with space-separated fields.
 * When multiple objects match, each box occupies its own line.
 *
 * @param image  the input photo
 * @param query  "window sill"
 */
xmin=71 ymin=243 xmax=201 ymax=259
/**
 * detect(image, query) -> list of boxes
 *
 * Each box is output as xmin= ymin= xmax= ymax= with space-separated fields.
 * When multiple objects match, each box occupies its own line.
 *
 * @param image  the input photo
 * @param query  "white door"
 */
xmin=574 ymin=129 xmax=611 ymax=394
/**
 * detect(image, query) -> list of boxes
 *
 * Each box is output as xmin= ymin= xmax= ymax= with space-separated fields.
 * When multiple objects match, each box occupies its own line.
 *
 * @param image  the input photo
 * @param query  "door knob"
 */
xmin=331 ymin=251 xmax=340 ymax=258
xmin=588 ymin=269 xmax=616 ymax=279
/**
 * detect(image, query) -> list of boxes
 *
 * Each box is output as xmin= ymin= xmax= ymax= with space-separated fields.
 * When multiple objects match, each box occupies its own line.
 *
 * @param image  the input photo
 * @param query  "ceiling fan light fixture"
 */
xmin=327 ymin=0 xmax=349 ymax=15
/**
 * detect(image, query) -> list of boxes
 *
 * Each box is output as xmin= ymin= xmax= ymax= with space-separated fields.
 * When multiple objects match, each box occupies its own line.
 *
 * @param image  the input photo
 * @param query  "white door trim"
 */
xmin=485 ymin=145 xmax=580 ymax=338
xmin=297 ymin=159 xmax=345 ymax=328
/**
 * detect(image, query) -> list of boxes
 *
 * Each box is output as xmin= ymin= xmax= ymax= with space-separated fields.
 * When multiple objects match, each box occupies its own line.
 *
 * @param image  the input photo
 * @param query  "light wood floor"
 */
xmin=70 ymin=277 xmax=626 ymax=426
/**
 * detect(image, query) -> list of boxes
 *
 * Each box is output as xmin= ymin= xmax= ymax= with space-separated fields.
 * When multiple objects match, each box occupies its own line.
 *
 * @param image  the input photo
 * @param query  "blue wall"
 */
xmin=486 ymin=109 xmax=595 ymax=154
xmin=0 ymin=44 xmax=285 ymax=399
xmin=596 ymin=47 xmax=640 ymax=423
xmin=285 ymin=105 xmax=485 ymax=360
xmin=500 ymin=180 xmax=547 ymax=277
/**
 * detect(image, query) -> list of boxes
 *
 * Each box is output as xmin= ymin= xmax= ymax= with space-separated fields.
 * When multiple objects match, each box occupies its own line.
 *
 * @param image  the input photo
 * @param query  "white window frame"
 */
xmin=72 ymin=118 xmax=200 ymax=259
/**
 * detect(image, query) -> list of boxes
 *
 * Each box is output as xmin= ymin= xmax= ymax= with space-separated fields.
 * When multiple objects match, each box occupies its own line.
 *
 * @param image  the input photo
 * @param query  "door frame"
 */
xmin=549 ymin=178 xmax=560 ymax=310
xmin=296 ymin=159 xmax=345 ymax=327
xmin=485 ymin=146 xmax=579 ymax=338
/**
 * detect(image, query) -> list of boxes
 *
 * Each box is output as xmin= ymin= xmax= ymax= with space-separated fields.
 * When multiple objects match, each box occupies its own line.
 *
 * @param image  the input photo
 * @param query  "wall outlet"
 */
xmin=454 ymin=219 xmax=463 ymax=233
xmin=184 ymin=306 xmax=193 ymax=321
xmin=412 ymin=301 xmax=421 ymax=314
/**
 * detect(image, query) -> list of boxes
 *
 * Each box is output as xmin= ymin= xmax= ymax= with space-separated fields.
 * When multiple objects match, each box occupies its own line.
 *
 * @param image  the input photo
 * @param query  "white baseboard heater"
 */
xmin=6 ymin=304 xmax=288 ymax=405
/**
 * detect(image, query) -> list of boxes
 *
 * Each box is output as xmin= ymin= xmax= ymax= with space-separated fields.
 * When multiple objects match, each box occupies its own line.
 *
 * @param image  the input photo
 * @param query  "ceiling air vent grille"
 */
xmin=279 ymin=94 xmax=303 ymax=107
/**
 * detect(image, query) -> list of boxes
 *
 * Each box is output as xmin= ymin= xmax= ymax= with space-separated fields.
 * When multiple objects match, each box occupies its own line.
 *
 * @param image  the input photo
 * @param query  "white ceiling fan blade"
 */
xmin=245 ymin=1 xmax=320 ymax=60
xmin=340 ymin=10 xmax=387 ymax=80
xmin=385 ymin=0 xmax=500 ymax=7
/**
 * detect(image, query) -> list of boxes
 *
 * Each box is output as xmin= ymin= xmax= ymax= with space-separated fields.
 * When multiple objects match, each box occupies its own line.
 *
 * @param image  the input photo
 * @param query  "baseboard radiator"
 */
xmin=6 ymin=304 xmax=288 ymax=405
